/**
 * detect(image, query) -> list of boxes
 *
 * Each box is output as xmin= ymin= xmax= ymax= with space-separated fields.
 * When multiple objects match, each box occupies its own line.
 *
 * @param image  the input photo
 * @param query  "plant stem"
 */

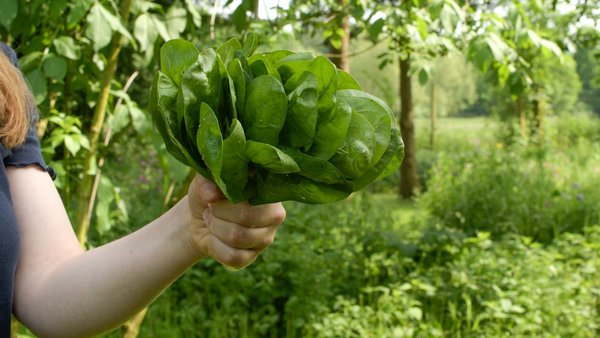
xmin=75 ymin=0 xmax=135 ymax=247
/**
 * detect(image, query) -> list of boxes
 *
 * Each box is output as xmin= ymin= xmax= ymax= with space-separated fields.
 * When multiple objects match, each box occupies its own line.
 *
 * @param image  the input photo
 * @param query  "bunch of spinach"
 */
xmin=149 ymin=33 xmax=404 ymax=204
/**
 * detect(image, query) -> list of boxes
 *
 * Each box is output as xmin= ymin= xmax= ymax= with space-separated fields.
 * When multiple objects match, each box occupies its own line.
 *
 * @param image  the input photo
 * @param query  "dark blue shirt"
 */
xmin=0 ymin=42 xmax=52 ymax=337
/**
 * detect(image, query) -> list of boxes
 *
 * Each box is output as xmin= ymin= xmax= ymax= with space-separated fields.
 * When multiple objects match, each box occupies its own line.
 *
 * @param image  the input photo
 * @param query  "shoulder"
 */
xmin=0 ymin=42 xmax=18 ymax=67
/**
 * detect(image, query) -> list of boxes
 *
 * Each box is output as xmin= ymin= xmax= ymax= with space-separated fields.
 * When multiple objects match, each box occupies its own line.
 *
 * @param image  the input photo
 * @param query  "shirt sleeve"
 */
xmin=5 ymin=121 xmax=56 ymax=180
xmin=1 ymin=42 xmax=56 ymax=180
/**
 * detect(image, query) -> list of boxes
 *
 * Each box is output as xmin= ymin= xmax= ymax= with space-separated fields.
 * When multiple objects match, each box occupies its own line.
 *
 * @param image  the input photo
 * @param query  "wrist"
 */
xmin=167 ymin=196 xmax=209 ymax=264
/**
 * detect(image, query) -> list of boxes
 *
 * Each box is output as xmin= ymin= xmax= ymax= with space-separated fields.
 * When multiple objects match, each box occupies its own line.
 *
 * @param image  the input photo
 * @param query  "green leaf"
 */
xmin=25 ymin=69 xmax=47 ymax=105
xmin=0 ymin=0 xmax=17 ymax=30
xmin=351 ymin=128 xmax=404 ymax=191
xmin=248 ymin=54 xmax=281 ymax=81
xmin=368 ymin=18 xmax=385 ymax=42
xmin=416 ymin=15 xmax=428 ymax=40
xmin=53 ymin=36 xmax=82 ymax=60
xmin=308 ymin=98 xmax=352 ymax=160
xmin=43 ymin=55 xmax=68 ymax=82
xmin=246 ymin=141 xmax=300 ymax=174
xmin=337 ymin=89 xmax=394 ymax=167
xmin=281 ymin=147 xmax=346 ymax=184
xmin=149 ymin=72 xmax=209 ymax=177
xmin=276 ymin=52 xmax=313 ymax=83
xmin=86 ymin=2 xmax=135 ymax=51
xmin=180 ymin=48 xmax=221 ymax=147
xmin=336 ymin=69 xmax=361 ymax=90
xmin=243 ymin=75 xmax=288 ymax=145
xmin=86 ymin=4 xmax=112 ymax=51
xmin=128 ymin=101 xmax=151 ymax=135
xmin=196 ymin=103 xmax=224 ymax=184
xmin=109 ymin=104 xmax=131 ymax=134
xmin=228 ymin=59 xmax=246 ymax=117
xmin=134 ymin=13 xmax=159 ymax=52
xmin=160 ymin=39 xmax=199 ymax=86
xmin=49 ymin=0 xmax=68 ymax=20
xmin=165 ymin=5 xmax=187 ymax=38
xmin=281 ymin=71 xmax=319 ymax=148
xmin=217 ymin=38 xmax=242 ymax=66
xmin=64 ymin=134 xmax=81 ymax=156
xmin=221 ymin=119 xmax=249 ymax=202
xmin=251 ymin=173 xmax=351 ymax=205
xmin=310 ymin=56 xmax=337 ymax=113
xmin=67 ymin=0 xmax=94 ymax=28
xmin=329 ymin=111 xmax=376 ymax=179
xmin=242 ymin=31 xmax=258 ymax=56
xmin=95 ymin=176 xmax=115 ymax=235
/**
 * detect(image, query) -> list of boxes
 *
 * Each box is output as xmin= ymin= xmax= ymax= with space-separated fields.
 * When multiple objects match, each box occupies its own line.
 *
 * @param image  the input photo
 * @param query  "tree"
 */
xmin=365 ymin=0 xmax=467 ymax=198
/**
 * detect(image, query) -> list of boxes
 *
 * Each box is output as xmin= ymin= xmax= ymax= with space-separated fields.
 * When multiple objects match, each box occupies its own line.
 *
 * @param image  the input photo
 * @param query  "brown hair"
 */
xmin=0 ymin=50 xmax=31 ymax=148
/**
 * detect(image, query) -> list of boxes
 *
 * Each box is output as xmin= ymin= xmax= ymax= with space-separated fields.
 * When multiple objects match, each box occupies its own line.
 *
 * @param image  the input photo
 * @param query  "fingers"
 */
xmin=209 ymin=200 xmax=286 ymax=228
xmin=203 ymin=209 xmax=277 ymax=250
xmin=207 ymin=235 xmax=259 ymax=270
xmin=187 ymin=175 xmax=224 ymax=218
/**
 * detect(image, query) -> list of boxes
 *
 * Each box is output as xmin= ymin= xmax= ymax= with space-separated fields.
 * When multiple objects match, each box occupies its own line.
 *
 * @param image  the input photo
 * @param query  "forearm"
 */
xmin=16 ymin=197 xmax=205 ymax=338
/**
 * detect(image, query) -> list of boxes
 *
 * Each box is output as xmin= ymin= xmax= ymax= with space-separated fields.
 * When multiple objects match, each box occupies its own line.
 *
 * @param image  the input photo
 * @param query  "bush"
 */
xmin=420 ymin=147 xmax=600 ymax=242
xmin=308 ymin=226 xmax=600 ymax=337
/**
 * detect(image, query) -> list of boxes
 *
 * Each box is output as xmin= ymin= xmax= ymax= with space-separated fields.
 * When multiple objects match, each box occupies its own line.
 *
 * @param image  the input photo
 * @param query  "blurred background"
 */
xmin=2 ymin=0 xmax=599 ymax=337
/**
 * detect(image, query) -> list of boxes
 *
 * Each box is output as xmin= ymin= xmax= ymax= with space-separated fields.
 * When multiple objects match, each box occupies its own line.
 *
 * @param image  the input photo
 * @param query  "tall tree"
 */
xmin=366 ymin=0 xmax=467 ymax=198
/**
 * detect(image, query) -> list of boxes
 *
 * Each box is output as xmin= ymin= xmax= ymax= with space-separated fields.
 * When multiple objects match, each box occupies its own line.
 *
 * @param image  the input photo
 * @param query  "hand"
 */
xmin=187 ymin=175 xmax=285 ymax=269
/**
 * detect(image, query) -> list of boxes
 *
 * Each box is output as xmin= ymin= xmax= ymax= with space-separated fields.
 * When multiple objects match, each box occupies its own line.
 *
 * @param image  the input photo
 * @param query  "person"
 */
xmin=0 ymin=42 xmax=285 ymax=337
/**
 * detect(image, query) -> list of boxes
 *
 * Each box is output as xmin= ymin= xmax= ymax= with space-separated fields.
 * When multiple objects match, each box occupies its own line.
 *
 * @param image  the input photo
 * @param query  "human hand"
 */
xmin=187 ymin=175 xmax=285 ymax=269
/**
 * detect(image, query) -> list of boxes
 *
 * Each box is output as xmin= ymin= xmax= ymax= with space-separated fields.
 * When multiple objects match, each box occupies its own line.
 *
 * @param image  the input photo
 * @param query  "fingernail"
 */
xmin=202 ymin=183 xmax=216 ymax=200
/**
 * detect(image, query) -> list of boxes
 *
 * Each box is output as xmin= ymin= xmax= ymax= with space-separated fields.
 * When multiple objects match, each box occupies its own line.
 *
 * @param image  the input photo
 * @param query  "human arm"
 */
xmin=8 ymin=166 xmax=284 ymax=338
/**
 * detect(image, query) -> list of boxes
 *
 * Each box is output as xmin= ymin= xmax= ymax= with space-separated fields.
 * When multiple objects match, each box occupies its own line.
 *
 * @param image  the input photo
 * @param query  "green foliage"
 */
xmin=420 ymin=127 xmax=600 ymax=243
xmin=150 ymin=35 xmax=404 ymax=204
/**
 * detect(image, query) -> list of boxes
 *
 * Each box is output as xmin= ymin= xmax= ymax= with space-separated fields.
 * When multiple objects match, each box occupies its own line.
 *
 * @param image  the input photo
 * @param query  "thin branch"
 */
xmin=210 ymin=0 xmax=222 ymax=40
xmin=322 ymin=38 xmax=387 ymax=59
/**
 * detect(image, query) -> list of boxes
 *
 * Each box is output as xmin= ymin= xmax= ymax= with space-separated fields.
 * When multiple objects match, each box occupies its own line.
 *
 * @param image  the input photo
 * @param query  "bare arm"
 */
xmin=8 ymin=166 xmax=284 ymax=338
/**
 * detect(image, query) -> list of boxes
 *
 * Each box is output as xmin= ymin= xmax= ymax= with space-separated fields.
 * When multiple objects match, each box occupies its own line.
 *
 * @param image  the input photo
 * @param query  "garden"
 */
xmin=2 ymin=0 xmax=599 ymax=337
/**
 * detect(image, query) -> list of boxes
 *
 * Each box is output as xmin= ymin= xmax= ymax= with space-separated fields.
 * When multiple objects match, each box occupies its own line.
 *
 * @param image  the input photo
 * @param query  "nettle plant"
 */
xmin=149 ymin=33 xmax=404 ymax=204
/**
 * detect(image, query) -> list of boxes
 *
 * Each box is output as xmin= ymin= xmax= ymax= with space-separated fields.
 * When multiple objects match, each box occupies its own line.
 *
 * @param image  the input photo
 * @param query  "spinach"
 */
xmin=149 ymin=33 xmax=404 ymax=204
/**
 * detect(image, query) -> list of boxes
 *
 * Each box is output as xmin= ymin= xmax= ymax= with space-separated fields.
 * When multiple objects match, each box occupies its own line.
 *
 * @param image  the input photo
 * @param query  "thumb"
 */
xmin=187 ymin=175 xmax=223 ymax=219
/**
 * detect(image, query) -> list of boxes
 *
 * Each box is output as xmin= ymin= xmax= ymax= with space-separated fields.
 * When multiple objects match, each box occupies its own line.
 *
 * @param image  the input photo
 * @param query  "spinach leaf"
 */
xmin=243 ymin=75 xmax=287 ymax=146
xmin=281 ymin=71 xmax=318 ymax=148
xmin=251 ymin=173 xmax=351 ymax=205
xmin=149 ymin=72 xmax=209 ymax=178
xmin=241 ymin=31 xmax=258 ymax=57
xmin=216 ymin=38 xmax=242 ymax=66
xmin=181 ymin=48 xmax=221 ymax=148
xmin=196 ymin=103 xmax=224 ymax=184
xmin=336 ymin=69 xmax=361 ymax=90
xmin=245 ymin=140 xmax=300 ymax=174
xmin=276 ymin=52 xmax=313 ymax=83
xmin=221 ymin=119 xmax=249 ymax=202
xmin=227 ymin=59 xmax=246 ymax=117
xmin=160 ymin=39 xmax=199 ymax=86
xmin=281 ymin=146 xmax=347 ymax=184
xmin=308 ymin=98 xmax=352 ymax=159
xmin=310 ymin=56 xmax=337 ymax=113
xmin=350 ymin=128 xmax=404 ymax=191
xmin=248 ymin=54 xmax=281 ymax=81
xmin=152 ymin=36 xmax=404 ymax=205
xmin=329 ymin=111 xmax=376 ymax=179
xmin=337 ymin=89 xmax=392 ymax=167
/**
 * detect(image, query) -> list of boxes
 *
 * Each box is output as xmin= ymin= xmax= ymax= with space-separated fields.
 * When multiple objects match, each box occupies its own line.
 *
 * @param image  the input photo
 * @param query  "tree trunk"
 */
xmin=531 ymin=88 xmax=545 ymax=144
xmin=399 ymin=56 xmax=419 ymax=198
xmin=329 ymin=0 xmax=350 ymax=72
xmin=75 ymin=0 xmax=135 ymax=247
xmin=430 ymin=82 xmax=437 ymax=150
